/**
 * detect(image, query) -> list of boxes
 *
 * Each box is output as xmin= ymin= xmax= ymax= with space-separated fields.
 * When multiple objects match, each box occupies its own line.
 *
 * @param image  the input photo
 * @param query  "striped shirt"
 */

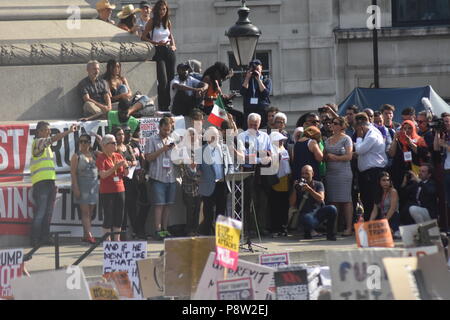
xmin=144 ymin=134 xmax=176 ymax=183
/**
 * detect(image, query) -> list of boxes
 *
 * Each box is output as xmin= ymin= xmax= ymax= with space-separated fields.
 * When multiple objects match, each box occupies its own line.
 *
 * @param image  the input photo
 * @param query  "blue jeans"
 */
xmin=301 ymin=205 xmax=337 ymax=237
xmin=31 ymin=180 xmax=56 ymax=244
xmin=117 ymin=84 xmax=151 ymax=106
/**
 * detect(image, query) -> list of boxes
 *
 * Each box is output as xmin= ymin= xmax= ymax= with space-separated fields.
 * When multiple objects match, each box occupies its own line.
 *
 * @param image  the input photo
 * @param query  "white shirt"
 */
xmin=151 ymin=24 xmax=171 ymax=43
xmin=355 ymin=124 xmax=388 ymax=172
xmin=237 ymin=129 xmax=273 ymax=167
xmin=170 ymin=75 xmax=201 ymax=105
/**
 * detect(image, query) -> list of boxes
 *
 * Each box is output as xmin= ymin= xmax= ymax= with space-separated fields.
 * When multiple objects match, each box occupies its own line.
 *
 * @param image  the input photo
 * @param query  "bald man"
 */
xmin=290 ymin=165 xmax=337 ymax=241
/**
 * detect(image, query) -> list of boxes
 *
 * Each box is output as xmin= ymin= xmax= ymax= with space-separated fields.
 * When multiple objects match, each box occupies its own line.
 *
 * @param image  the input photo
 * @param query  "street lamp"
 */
xmin=226 ymin=0 xmax=261 ymax=67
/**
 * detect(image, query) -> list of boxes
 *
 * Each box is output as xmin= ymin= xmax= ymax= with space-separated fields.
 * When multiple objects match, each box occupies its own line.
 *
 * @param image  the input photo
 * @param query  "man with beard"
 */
xmin=170 ymin=63 xmax=208 ymax=116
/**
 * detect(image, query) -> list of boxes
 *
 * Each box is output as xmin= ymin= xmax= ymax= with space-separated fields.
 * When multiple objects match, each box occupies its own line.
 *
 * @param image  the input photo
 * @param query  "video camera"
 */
xmin=429 ymin=117 xmax=446 ymax=132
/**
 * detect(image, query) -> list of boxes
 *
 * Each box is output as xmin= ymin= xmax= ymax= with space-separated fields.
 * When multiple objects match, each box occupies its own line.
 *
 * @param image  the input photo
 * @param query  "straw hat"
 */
xmin=117 ymin=4 xmax=141 ymax=19
xmin=96 ymin=0 xmax=116 ymax=10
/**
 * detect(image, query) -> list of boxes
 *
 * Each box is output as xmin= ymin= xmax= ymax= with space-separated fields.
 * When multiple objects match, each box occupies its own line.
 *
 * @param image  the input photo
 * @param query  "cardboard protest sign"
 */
xmin=137 ymin=257 xmax=165 ymax=299
xmin=215 ymin=215 xmax=242 ymax=271
xmin=354 ymin=219 xmax=394 ymax=248
xmin=327 ymin=249 xmax=404 ymax=300
xmin=0 ymin=248 xmax=24 ymax=299
xmin=404 ymin=246 xmax=439 ymax=257
xmin=164 ymin=237 xmax=215 ymax=298
xmin=88 ymin=281 xmax=120 ymax=300
xmin=103 ymin=271 xmax=133 ymax=299
xmin=274 ymin=268 xmax=309 ymax=300
xmin=11 ymin=266 xmax=91 ymax=300
xmin=399 ymin=220 xmax=440 ymax=248
xmin=384 ymin=253 xmax=450 ymax=300
xmin=217 ymin=277 xmax=254 ymax=300
xmin=103 ymin=241 xmax=147 ymax=299
xmin=383 ymin=257 xmax=420 ymax=300
xmin=194 ymin=252 xmax=275 ymax=300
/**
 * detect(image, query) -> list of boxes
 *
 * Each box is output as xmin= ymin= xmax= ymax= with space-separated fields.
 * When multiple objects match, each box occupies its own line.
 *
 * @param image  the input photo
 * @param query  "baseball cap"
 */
xmin=250 ymin=59 xmax=262 ymax=66
xmin=139 ymin=1 xmax=151 ymax=9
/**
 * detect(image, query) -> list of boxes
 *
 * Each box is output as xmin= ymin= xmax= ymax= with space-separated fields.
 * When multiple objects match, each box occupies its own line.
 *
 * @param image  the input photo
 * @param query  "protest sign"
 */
xmin=88 ymin=281 xmax=120 ymax=300
xmin=404 ymin=246 xmax=439 ymax=257
xmin=215 ymin=215 xmax=242 ymax=271
xmin=384 ymin=253 xmax=450 ymax=300
xmin=259 ymin=253 xmax=290 ymax=268
xmin=103 ymin=271 xmax=133 ymax=299
xmin=354 ymin=219 xmax=394 ymax=248
xmin=0 ymin=248 xmax=24 ymax=299
xmin=103 ymin=241 xmax=147 ymax=299
xmin=274 ymin=267 xmax=309 ymax=300
xmin=194 ymin=252 xmax=274 ymax=300
xmin=383 ymin=257 xmax=420 ymax=300
xmin=399 ymin=220 xmax=440 ymax=248
xmin=327 ymin=249 xmax=404 ymax=300
xmin=164 ymin=236 xmax=215 ymax=297
xmin=137 ymin=257 xmax=165 ymax=299
xmin=10 ymin=266 xmax=91 ymax=300
xmin=217 ymin=277 xmax=254 ymax=300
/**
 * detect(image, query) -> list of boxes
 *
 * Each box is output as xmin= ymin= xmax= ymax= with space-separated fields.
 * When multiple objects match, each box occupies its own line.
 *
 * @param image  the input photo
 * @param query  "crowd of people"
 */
xmin=26 ymin=0 xmax=450 ymax=247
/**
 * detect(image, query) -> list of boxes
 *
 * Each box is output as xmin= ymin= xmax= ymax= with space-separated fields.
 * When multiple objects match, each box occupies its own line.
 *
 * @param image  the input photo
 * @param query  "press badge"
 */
xmin=250 ymin=98 xmax=258 ymax=105
xmin=163 ymin=157 xmax=171 ymax=168
xmin=404 ymin=151 xmax=412 ymax=162
xmin=113 ymin=176 xmax=120 ymax=182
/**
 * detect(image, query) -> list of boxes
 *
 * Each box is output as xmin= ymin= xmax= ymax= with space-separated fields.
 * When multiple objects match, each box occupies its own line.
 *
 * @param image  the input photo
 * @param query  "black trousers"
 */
xmin=243 ymin=173 xmax=269 ymax=234
xmin=122 ymin=178 xmax=138 ymax=233
xmin=268 ymin=189 xmax=289 ymax=233
xmin=358 ymin=167 xmax=384 ymax=221
xmin=200 ymin=182 xmax=227 ymax=236
xmin=172 ymin=90 xmax=197 ymax=116
xmin=153 ymin=46 xmax=176 ymax=110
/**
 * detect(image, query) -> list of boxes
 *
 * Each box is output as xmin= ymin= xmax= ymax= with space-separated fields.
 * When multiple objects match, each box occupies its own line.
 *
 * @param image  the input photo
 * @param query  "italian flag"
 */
xmin=208 ymin=96 xmax=228 ymax=127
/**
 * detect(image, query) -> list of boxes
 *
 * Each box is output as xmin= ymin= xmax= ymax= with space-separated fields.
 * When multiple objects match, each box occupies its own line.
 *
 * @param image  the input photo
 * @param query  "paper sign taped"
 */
xmin=215 ymin=215 xmax=242 ymax=271
xmin=274 ymin=268 xmax=309 ymax=300
xmin=217 ymin=277 xmax=254 ymax=300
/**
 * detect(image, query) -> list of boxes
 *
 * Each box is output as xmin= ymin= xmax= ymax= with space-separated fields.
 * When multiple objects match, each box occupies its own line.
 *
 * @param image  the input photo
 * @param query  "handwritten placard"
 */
xmin=103 ymin=241 xmax=147 ymax=299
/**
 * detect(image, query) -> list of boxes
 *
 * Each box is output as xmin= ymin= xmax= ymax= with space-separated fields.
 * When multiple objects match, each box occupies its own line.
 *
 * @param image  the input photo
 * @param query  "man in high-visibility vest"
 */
xmin=30 ymin=121 xmax=78 ymax=246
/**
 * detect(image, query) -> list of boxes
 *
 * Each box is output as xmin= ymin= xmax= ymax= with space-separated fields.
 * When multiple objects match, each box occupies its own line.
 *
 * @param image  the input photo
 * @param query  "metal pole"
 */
xmin=55 ymin=233 xmax=60 ymax=270
xmin=372 ymin=0 xmax=380 ymax=88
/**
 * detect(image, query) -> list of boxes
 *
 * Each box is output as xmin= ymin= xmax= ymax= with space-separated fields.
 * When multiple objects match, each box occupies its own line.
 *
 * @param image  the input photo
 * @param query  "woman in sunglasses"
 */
xmin=323 ymin=117 xmax=353 ymax=236
xmin=71 ymin=134 xmax=99 ymax=244
xmin=96 ymin=134 xmax=129 ymax=241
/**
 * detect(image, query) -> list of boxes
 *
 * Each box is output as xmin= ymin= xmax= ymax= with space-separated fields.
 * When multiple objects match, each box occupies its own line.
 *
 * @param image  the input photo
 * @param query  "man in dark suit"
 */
xmin=405 ymin=164 xmax=438 ymax=223
xmin=198 ymin=127 xmax=233 ymax=235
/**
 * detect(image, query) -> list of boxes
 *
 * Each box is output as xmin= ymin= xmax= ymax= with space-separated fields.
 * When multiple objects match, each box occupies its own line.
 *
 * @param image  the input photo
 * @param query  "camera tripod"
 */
xmin=239 ymin=200 xmax=267 ymax=253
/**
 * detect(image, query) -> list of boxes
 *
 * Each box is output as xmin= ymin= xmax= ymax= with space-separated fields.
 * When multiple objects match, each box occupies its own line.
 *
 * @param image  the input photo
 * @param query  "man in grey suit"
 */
xmin=198 ymin=127 xmax=234 ymax=235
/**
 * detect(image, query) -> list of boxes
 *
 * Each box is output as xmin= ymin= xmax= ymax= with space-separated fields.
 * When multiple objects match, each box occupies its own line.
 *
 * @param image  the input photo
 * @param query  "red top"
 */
xmin=96 ymin=152 xmax=126 ymax=194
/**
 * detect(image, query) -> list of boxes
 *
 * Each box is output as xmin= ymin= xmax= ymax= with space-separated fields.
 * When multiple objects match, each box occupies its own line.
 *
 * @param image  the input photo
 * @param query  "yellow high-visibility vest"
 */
xmin=30 ymin=139 xmax=56 ymax=185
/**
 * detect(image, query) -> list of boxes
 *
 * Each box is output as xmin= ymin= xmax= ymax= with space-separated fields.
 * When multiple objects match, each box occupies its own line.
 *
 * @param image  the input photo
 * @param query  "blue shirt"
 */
xmin=237 ymin=130 xmax=273 ymax=168
xmin=240 ymin=76 xmax=272 ymax=110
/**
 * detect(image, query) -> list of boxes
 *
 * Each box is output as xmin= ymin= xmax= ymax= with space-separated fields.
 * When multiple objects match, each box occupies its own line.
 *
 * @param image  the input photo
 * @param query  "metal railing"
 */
xmin=73 ymin=232 xmax=125 ymax=266
xmin=23 ymin=231 xmax=71 ymax=270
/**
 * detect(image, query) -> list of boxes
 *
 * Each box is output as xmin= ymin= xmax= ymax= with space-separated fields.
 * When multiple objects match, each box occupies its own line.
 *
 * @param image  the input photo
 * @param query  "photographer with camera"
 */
xmin=289 ymin=165 xmax=337 ymax=241
xmin=144 ymin=117 xmax=177 ymax=240
xmin=241 ymin=59 xmax=272 ymax=129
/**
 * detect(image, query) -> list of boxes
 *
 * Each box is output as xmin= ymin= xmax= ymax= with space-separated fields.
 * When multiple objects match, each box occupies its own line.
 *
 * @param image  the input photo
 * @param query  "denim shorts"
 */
xmin=149 ymin=179 xmax=177 ymax=205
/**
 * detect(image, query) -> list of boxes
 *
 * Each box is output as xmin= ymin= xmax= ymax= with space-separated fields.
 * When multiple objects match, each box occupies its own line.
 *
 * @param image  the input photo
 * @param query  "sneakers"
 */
xmin=154 ymin=231 xmax=166 ymax=241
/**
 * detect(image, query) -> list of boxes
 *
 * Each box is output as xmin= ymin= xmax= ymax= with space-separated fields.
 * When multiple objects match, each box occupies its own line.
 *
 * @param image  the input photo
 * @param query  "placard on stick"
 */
xmin=0 ymin=248 xmax=24 ymax=299
xmin=103 ymin=241 xmax=147 ymax=299
xmin=215 ymin=215 xmax=242 ymax=271
xmin=164 ymin=236 xmax=215 ymax=298
xmin=217 ymin=277 xmax=254 ymax=300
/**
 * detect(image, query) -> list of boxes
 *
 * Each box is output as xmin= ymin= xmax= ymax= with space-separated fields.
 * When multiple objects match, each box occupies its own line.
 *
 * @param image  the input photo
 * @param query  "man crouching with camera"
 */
xmin=289 ymin=165 xmax=337 ymax=241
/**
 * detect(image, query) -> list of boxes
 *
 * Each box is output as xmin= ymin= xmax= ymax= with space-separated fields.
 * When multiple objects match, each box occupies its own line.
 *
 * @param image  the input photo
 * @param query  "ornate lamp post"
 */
xmin=226 ymin=0 xmax=261 ymax=67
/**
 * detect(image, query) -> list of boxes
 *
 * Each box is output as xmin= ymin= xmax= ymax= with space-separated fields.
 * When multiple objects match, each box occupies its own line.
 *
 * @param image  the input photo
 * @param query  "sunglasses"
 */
xmin=79 ymin=140 xmax=90 ymax=144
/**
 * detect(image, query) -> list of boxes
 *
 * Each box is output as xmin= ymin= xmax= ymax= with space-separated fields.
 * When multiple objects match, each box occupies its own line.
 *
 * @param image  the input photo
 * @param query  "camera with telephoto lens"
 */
xmin=294 ymin=178 xmax=308 ymax=192
xmin=430 ymin=117 xmax=446 ymax=132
